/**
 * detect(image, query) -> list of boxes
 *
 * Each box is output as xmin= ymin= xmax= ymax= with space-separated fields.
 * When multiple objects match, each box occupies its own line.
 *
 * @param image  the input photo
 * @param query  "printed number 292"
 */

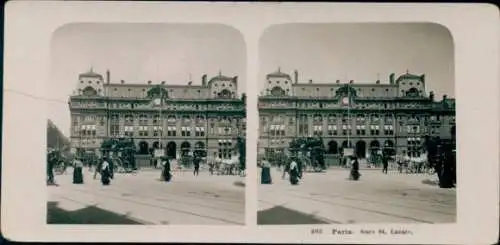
xmin=311 ymin=228 xmax=323 ymax=234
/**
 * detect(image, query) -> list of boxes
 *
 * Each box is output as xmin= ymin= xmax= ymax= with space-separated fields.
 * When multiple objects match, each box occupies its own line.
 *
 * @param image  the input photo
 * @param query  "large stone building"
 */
xmin=258 ymin=68 xmax=455 ymax=158
xmin=69 ymin=68 xmax=246 ymax=160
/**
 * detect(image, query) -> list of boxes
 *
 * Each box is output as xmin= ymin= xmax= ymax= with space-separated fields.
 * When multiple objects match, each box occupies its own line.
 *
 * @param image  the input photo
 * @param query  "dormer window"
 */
xmin=80 ymin=81 xmax=84 ymax=84
xmin=97 ymin=81 xmax=100 ymax=84
xmin=88 ymin=81 xmax=92 ymax=84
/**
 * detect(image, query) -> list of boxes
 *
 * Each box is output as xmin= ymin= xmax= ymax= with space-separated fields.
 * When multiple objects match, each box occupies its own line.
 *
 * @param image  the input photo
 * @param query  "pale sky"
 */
xmin=48 ymin=23 xmax=246 ymax=137
xmin=259 ymin=23 xmax=454 ymax=97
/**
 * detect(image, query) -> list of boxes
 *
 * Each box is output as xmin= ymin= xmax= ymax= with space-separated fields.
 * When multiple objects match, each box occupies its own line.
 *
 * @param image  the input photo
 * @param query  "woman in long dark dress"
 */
xmin=289 ymin=158 xmax=300 ymax=185
xmin=161 ymin=157 xmax=172 ymax=182
xmin=349 ymin=156 xmax=360 ymax=181
xmin=100 ymin=157 xmax=112 ymax=185
xmin=260 ymin=158 xmax=272 ymax=184
xmin=73 ymin=157 xmax=84 ymax=184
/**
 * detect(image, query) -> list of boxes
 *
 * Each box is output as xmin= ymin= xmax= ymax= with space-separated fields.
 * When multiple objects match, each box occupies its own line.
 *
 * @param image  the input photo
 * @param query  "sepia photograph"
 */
xmin=46 ymin=23 xmax=247 ymax=225
xmin=257 ymin=23 xmax=457 ymax=225
xmin=2 ymin=2 xmax=498 ymax=244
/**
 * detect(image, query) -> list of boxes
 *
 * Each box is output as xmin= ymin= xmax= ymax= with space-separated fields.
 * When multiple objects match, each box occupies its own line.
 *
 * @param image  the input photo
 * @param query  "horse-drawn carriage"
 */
xmin=212 ymin=156 xmax=242 ymax=176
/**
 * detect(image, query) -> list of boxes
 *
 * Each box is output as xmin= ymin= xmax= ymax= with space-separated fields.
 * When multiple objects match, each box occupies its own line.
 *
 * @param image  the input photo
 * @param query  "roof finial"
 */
xmin=189 ymin=72 xmax=192 ymax=82
xmin=377 ymin=73 xmax=380 ymax=81
xmin=406 ymin=69 xmax=409 ymax=74
xmin=218 ymin=69 xmax=222 ymax=76
xmin=278 ymin=66 xmax=281 ymax=72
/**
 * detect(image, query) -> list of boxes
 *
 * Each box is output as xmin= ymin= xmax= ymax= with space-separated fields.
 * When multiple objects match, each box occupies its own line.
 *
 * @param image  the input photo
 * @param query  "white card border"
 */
xmin=2 ymin=2 xmax=499 ymax=244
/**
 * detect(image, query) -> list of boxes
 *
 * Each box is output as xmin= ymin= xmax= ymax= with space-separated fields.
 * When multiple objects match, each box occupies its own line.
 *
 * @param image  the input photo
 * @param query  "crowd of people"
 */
xmin=47 ymin=151 xmax=246 ymax=187
xmin=259 ymin=138 xmax=456 ymax=189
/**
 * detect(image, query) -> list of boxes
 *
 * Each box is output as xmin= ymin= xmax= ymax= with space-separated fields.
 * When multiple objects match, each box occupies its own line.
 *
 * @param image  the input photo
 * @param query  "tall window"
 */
xmin=327 ymin=114 xmax=337 ymax=124
xmin=124 ymin=126 xmax=134 ymax=137
xmin=313 ymin=125 xmax=323 ymax=136
xmin=370 ymin=125 xmax=380 ymax=135
xmin=356 ymin=125 xmax=366 ymax=135
xmin=153 ymin=126 xmax=163 ymax=137
xmin=298 ymin=115 xmax=309 ymax=136
xmin=139 ymin=114 xmax=148 ymax=126
xmin=218 ymin=141 xmax=232 ymax=159
xmin=327 ymin=125 xmax=337 ymax=136
xmin=181 ymin=126 xmax=191 ymax=137
xmin=153 ymin=115 xmax=160 ymax=125
xmin=167 ymin=126 xmax=177 ymax=136
xmin=384 ymin=125 xmax=394 ymax=135
xmin=270 ymin=125 xmax=285 ymax=136
xmin=195 ymin=127 xmax=205 ymax=137
xmin=342 ymin=125 xmax=351 ymax=135
xmin=124 ymin=115 xmax=134 ymax=125
xmin=138 ymin=126 xmax=148 ymax=136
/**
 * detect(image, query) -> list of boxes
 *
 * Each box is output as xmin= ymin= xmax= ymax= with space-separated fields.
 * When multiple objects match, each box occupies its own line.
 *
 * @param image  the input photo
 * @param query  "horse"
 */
xmin=216 ymin=156 xmax=240 ymax=176
xmin=171 ymin=158 xmax=184 ymax=176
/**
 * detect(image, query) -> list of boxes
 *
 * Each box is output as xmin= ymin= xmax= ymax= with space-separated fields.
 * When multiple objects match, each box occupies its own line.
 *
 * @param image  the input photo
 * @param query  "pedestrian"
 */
xmin=260 ymin=157 xmax=272 ymax=184
xmin=208 ymin=157 xmax=214 ymax=175
xmin=160 ymin=156 xmax=172 ymax=182
xmin=349 ymin=156 xmax=361 ymax=181
xmin=397 ymin=154 xmax=403 ymax=173
xmin=289 ymin=157 xmax=300 ymax=185
xmin=100 ymin=157 xmax=112 ymax=185
xmin=47 ymin=152 xmax=57 ymax=186
xmin=72 ymin=157 xmax=84 ymax=184
xmin=382 ymin=154 xmax=389 ymax=174
xmin=193 ymin=156 xmax=200 ymax=176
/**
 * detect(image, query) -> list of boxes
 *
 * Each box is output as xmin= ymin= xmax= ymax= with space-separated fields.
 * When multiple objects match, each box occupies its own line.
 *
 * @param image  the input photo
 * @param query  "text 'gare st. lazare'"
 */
xmin=68 ymin=68 xmax=246 ymax=160
xmin=258 ymin=68 xmax=455 ymax=159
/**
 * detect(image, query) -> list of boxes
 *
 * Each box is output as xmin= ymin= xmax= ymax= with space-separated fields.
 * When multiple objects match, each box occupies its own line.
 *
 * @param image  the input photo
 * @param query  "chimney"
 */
xmin=120 ymin=80 xmax=125 ymax=84
xmin=233 ymin=76 xmax=238 ymax=84
xmin=202 ymin=74 xmax=207 ymax=86
xmin=389 ymin=73 xmax=395 ymax=84
xmin=336 ymin=80 xmax=340 ymax=84
xmin=309 ymin=79 xmax=313 ymax=84
xmin=294 ymin=70 xmax=298 ymax=84
xmin=349 ymin=80 xmax=354 ymax=84
xmin=442 ymin=94 xmax=447 ymax=101
xmin=421 ymin=74 xmax=425 ymax=83
xmin=376 ymin=80 xmax=380 ymax=84
xmin=161 ymin=81 xmax=166 ymax=85
xmin=188 ymin=81 xmax=192 ymax=86
xmin=147 ymin=80 xmax=152 ymax=85
xmin=429 ymin=91 xmax=435 ymax=101
xmin=106 ymin=70 xmax=110 ymax=84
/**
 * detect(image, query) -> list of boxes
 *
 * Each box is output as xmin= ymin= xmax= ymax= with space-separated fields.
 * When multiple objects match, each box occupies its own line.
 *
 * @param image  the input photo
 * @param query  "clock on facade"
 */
xmin=342 ymin=97 xmax=350 ymax=105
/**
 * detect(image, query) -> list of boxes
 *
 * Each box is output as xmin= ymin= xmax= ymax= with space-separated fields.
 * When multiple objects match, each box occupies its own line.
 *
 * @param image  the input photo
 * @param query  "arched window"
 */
xmin=270 ymin=86 xmax=286 ymax=96
xmin=406 ymin=87 xmax=419 ymax=97
xmin=82 ymin=86 xmax=98 ymax=96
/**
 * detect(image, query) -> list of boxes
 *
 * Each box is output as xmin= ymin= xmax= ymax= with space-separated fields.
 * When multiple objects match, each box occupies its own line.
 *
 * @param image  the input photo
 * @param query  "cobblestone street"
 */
xmin=258 ymin=168 xmax=456 ymax=224
xmin=48 ymin=168 xmax=245 ymax=225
